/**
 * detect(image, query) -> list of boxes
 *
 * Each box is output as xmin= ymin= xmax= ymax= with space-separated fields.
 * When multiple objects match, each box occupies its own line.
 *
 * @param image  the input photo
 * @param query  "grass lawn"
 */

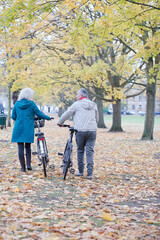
xmin=104 ymin=114 xmax=160 ymax=131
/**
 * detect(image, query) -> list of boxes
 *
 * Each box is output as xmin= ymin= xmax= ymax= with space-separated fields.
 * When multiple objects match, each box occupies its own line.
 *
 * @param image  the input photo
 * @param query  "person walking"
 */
xmin=11 ymin=87 xmax=52 ymax=172
xmin=58 ymin=88 xmax=99 ymax=179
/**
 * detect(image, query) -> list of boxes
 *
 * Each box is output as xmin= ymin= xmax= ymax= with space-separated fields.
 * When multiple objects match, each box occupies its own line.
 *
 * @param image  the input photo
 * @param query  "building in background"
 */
xmin=126 ymin=93 xmax=146 ymax=115
xmin=125 ymin=93 xmax=160 ymax=115
xmin=38 ymin=104 xmax=57 ymax=114
xmin=107 ymin=92 xmax=160 ymax=115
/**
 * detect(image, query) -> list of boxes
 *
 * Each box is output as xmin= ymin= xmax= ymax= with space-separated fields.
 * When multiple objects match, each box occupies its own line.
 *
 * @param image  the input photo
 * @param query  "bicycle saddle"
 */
xmin=35 ymin=132 xmax=44 ymax=137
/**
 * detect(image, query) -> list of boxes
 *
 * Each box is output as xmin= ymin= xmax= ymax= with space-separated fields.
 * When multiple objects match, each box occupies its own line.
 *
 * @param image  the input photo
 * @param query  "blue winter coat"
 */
xmin=11 ymin=99 xmax=51 ymax=143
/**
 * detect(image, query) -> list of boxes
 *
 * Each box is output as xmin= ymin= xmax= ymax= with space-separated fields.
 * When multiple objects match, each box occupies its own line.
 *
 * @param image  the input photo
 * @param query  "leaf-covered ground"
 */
xmin=0 ymin=117 xmax=159 ymax=239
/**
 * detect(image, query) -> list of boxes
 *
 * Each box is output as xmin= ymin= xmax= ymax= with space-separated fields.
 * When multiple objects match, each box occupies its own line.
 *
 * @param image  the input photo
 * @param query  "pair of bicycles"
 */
xmin=33 ymin=117 xmax=76 ymax=180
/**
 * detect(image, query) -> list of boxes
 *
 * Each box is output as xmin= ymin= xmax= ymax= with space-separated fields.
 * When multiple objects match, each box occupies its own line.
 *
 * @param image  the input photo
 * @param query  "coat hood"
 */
xmin=16 ymin=99 xmax=33 ymax=109
xmin=79 ymin=98 xmax=97 ymax=110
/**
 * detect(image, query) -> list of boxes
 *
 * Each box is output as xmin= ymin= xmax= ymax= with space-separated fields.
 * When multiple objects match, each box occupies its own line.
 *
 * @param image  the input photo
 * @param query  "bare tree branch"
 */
xmin=126 ymin=88 xmax=146 ymax=98
xmin=125 ymin=0 xmax=160 ymax=10
xmin=113 ymin=34 xmax=137 ymax=54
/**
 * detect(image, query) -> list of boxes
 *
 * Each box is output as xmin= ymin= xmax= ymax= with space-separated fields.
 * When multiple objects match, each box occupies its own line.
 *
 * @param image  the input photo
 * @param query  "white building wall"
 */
xmin=126 ymin=94 xmax=146 ymax=114
xmin=37 ymin=105 xmax=56 ymax=114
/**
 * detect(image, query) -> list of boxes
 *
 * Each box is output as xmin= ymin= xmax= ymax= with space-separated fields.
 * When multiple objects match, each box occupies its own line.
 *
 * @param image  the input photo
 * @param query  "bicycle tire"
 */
xmin=63 ymin=157 xmax=70 ymax=180
xmin=42 ymin=156 xmax=47 ymax=177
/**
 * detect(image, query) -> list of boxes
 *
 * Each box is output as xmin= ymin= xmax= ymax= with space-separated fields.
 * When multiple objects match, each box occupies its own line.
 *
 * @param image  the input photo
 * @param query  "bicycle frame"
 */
xmin=37 ymin=135 xmax=48 ymax=160
xmin=58 ymin=124 xmax=76 ymax=180
xmin=34 ymin=118 xmax=49 ymax=177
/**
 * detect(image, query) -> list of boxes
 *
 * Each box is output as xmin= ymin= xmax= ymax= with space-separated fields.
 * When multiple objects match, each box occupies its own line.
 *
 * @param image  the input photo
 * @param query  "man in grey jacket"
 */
xmin=58 ymin=88 xmax=99 ymax=179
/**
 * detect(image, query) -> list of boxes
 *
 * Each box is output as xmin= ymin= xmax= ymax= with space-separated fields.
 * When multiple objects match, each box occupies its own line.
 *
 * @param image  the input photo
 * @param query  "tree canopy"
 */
xmin=0 ymin=0 xmax=159 ymax=136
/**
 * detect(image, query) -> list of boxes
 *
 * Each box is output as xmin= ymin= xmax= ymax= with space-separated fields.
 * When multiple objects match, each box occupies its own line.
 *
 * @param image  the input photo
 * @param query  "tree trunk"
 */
xmin=107 ymin=46 xmax=123 ymax=132
xmin=12 ymin=89 xmax=21 ymax=105
xmin=58 ymin=106 xmax=68 ymax=118
xmin=96 ymin=98 xmax=106 ymax=128
xmin=141 ymin=57 xmax=157 ymax=140
xmin=7 ymin=83 xmax=12 ymax=127
xmin=109 ymin=99 xmax=123 ymax=132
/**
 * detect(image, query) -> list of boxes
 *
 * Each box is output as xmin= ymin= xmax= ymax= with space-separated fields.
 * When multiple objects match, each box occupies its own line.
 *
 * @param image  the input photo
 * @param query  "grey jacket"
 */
xmin=58 ymin=98 xmax=99 ymax=131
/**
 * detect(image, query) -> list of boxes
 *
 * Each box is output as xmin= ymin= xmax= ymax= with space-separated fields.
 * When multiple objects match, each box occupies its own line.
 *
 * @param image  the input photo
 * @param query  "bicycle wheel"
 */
xmin=42 ymin=156 xmax=47 ymax=177
xmin=63 ymin=157 xmax=70 ymax=180
xmin=63 ymin=141 xmax=73 ymax=180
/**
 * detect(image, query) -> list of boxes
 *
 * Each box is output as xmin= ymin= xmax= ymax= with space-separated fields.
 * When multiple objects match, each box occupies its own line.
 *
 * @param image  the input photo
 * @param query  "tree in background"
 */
xmin=65 ymin=0 xmax=159 ymax=137
xmin=0 ymin=0 xmax=159 ymax=139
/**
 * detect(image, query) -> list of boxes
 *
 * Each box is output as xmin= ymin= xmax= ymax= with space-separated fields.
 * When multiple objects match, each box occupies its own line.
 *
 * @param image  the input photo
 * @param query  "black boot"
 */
xmin=26 ymin=154 xmax=32 ymax=170
xmin=19 ymin=158 xmax=26 ymax=172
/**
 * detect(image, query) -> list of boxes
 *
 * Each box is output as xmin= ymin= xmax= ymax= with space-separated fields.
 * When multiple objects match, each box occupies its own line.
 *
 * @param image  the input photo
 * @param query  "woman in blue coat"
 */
xmin=11 ymin=87 xmax=51 ymax=172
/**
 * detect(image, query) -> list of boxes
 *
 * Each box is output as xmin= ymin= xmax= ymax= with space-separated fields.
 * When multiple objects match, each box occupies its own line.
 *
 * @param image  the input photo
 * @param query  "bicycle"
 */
xmin=33 ymin=116 xmax=54 ymax=177
xmin=58 ymin=124 xmax=76 ymax=180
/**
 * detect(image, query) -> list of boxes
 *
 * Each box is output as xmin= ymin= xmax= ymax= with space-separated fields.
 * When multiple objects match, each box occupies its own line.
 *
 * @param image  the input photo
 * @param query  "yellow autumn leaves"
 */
xmin=102 ymin=212 xmax=113 ymax=221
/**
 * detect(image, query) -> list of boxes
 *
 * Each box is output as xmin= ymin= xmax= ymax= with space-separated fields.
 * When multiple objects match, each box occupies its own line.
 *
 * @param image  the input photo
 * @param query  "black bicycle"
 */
xmin=33 ymin=117 xmax=54 ymax=177
xmin=58 ymin=124 xmax=76 ymax=180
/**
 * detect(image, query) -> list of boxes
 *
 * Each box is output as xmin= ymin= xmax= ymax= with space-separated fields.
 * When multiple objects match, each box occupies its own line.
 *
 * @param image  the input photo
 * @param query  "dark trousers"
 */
xmin=17 ymin=143 xmax=31 ymax=169
xmin=76 ymin=131 xmax=96 ymax=176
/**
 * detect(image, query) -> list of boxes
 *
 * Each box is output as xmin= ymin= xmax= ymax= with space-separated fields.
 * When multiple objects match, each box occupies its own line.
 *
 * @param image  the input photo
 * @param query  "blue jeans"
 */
xmin=76 ymin=131 xmax=96 ymax=176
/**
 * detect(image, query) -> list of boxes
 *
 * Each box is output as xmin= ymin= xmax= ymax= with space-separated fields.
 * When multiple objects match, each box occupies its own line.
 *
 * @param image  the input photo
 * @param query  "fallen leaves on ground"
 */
xmin=0 ymin=117 xmax=159 ymax=239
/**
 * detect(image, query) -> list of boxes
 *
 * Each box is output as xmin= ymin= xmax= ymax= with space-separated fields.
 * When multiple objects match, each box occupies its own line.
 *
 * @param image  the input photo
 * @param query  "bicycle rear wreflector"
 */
xmin=34 ymin=117 xmax=54 ymax=177
xmin=58 ymin=124 xmax=76 ymax=180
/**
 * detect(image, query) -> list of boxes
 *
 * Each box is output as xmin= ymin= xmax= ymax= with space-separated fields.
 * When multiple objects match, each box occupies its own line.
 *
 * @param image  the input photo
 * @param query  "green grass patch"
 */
xmin=104 ymin=114 xmax=160 ymax=128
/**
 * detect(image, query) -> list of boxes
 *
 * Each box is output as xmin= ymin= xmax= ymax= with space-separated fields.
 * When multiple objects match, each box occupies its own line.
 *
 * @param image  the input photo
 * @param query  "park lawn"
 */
xmin=0 ymin=116 xmax=159 ymax=239
xmin=104 ymin=114 xmax=160 ymax=132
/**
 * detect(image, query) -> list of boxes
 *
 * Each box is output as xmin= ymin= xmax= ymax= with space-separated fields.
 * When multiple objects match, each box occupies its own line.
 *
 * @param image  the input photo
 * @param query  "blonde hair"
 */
xmin=18 ymin=88 xmax=35 ymax=101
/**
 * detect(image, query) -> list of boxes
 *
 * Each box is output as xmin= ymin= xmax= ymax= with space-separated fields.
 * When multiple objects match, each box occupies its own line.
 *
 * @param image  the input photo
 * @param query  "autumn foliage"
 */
xmin=0 ymin=118 xmax=159 ymax=239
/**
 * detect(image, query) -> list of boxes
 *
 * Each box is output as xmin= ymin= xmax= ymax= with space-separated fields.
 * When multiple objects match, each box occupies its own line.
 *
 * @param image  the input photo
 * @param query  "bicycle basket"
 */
xmin=34 ymin=119 xmax=45 ymax=128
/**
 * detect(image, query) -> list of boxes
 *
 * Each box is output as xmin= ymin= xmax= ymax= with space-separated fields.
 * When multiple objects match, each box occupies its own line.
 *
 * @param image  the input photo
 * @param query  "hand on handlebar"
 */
xmin=50 ymin=117 xmax=54 ymax=120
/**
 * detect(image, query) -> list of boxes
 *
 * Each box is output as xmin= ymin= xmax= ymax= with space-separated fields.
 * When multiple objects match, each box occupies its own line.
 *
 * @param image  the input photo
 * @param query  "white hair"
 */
xmin=78 ymin=88 xmax=88 ymax=97
xmin=18 ymin=88 xmax=35 ymax=101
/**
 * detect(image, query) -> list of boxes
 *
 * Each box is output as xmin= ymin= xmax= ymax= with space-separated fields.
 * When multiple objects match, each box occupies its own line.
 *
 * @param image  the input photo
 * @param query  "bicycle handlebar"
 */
xmin=57 ymin=124 xmax=70 ymax=128
xmin=34 ymin=117 xmax=54 ymax=121
xmin=34 ymin=117 xmax=39 ymax=121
